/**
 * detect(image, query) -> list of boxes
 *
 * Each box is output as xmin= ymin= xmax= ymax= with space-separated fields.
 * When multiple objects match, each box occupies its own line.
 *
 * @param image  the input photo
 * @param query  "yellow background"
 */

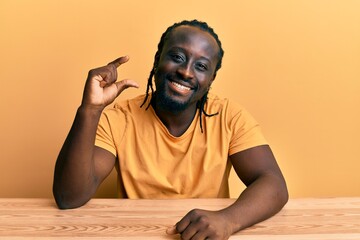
xmin=1 ymin=0 xmax=359 ymax=198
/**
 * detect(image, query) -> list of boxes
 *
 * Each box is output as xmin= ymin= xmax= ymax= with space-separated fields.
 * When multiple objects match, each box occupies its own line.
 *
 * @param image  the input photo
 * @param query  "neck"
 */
xmin=151 ymin=95 xmax=198 ymax=137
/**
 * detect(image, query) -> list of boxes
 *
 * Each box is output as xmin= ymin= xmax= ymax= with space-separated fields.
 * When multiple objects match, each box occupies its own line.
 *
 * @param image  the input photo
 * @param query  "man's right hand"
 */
xmin=81 ymin=56 xmax=139 ymax=110
xmin=54 ymin=56 xmax=138 ymax=209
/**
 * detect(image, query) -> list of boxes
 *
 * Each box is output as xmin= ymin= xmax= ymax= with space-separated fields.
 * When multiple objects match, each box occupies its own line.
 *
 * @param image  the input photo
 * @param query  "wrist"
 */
xmin=217 ymin=207 xmax=244 ymax=235
xmin=78 ymin=104 xmax=104 ymax=116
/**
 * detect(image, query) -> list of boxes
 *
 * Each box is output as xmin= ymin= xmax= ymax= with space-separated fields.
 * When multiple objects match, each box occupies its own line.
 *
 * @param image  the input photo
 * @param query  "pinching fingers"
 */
xmin=107 ymin=56 xmax=129 ymax=68
xmin=114 ymin=79 xmax=139 ymax=95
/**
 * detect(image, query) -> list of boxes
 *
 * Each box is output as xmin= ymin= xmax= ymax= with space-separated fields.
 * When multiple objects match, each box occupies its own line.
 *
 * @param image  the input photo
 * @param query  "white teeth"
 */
xmin=171 ymin=81 xmax=191 ymax=91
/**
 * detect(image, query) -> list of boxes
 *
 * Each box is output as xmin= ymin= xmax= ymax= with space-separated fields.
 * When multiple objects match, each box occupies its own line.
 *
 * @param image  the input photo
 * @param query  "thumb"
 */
xmin=166 ymin=225 xmax=178 ymax=235
xmin=114 ymin=79 xmax=139 ymax=95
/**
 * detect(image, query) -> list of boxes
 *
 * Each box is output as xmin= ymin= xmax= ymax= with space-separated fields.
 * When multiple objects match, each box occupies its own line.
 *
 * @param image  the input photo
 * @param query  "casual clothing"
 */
xmin=95 ymin=93 xmax=267 ymax=199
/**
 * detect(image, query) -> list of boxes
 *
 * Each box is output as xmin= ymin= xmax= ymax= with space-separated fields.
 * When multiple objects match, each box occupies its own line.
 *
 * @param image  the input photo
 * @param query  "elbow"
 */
xmin=53 ymin=193 xmax=88 ymax=210
xmin=53 ymin=187 xmax=88 ymax=210
xmin=267 ymin=172 xmax=289 ymax=212
xmin=281 ymin=186 xmax=289 ymax=207
xmin=54 ymin=197 xmax=71 ymax=210
xmin=278 ymin=179 xmax=289 ymax=209
xmin=53 ymin=191 xmax=73 ymax=210
xmin=55 ymin=200 xmax=72 ymax=210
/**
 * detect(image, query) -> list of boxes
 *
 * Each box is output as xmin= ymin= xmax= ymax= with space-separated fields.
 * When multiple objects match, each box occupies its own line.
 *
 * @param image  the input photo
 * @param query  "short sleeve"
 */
xmin=228 ymin=102 xmax=268 ymax=155
xmin=95 ymin=106 xmax=126 ymax=156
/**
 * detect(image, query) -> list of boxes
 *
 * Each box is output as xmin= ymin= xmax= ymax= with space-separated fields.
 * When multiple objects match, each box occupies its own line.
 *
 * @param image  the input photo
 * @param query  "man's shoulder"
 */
xmin=206 ymin=92 xmax=244 ymax=113
xmin=206 ymin=92 xmax=227 ymax=105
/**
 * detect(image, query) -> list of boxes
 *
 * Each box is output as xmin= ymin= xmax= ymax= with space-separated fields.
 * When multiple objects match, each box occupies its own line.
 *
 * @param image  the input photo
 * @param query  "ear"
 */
xmin=208 ymin=73 xmax=216 ymax=92
xmin=211 ymin=72 xmax=217 ymax=83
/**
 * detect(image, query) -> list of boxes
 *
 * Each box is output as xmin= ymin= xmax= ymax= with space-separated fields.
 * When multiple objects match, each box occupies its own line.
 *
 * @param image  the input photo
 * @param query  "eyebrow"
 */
xmin=167 ymin=47 xmax=212 ymax=64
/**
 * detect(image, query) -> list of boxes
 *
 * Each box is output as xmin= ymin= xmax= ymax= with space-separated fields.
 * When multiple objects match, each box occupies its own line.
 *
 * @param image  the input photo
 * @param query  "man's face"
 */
xmin=154 ymin=25 xmax=220 ymax=112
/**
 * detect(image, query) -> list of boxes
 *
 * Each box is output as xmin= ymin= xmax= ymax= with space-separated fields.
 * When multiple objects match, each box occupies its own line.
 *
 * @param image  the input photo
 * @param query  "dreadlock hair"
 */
xmin=140 ymin=19 xmax=225 ymax=133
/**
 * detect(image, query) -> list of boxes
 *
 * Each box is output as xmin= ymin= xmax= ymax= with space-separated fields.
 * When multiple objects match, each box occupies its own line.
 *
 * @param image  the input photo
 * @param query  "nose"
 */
xmin=177 ymin=63 xmax=194 ymax=80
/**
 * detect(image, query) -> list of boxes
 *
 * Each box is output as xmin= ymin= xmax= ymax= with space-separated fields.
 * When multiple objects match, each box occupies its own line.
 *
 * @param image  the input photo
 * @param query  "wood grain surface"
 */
xmin=0 ymin=198 xmax=359 ymax=239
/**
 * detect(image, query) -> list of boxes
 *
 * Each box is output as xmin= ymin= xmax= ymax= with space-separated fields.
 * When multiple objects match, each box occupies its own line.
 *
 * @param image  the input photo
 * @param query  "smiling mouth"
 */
xmin=170 ymin=81 xmax=193 ymax=92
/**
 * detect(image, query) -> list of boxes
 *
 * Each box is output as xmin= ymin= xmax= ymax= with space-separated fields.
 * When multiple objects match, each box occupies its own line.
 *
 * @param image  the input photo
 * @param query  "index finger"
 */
xmin=174 ymin=214 xmax=192 ymax=233
xmin=107 ymin=55 xmax=129 ymax=68
xmin=166 ymin=225 xmax=178 ymax=235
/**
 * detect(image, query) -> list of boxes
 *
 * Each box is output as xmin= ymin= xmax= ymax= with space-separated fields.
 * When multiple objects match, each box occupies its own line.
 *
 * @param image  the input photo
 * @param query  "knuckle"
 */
xmin=117 ymin=80 xmax=127 ymax=90
xmin=176 ymin=224 xmax=182 ymax=233
xmin=109 ymin=64 xmax=116 ymax=71
xmin=198 ymin=215 xmax=209 ymax=225
xmin=189 ymin=208 xmax=200 ymax=216
xmin=121 ymin=79 xmax=128 ymax=85
xmin=207 ymin=224 xmax=216 ymax=233
xmin=88 ymin=69 xmax=95 ymax=76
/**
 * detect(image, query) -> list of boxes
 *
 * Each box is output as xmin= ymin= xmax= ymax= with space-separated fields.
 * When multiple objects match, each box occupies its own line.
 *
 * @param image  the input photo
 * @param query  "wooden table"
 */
xmin=0 ymin=198 xmax=359 ymax=239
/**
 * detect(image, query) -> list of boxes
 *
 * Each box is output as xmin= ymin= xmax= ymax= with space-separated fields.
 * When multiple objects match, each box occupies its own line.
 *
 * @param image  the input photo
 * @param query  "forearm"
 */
xmin=222 ymin=173 xmax=288 ymax=234
xmin=53 ymin=106 xmax=103 ymax=209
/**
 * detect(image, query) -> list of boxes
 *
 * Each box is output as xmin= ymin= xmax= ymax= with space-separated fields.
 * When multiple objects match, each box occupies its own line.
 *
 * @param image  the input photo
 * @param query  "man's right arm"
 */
xmin=52 ymin=56 xmax=139 ymax=209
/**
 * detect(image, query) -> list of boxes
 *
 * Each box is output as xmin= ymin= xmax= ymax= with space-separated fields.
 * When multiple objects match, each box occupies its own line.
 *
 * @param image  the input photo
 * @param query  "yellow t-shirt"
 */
xmin=95 ymin=93 xmax=267 ymax=199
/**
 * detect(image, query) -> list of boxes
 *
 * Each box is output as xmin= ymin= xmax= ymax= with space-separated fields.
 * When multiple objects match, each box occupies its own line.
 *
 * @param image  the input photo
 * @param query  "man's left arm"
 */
xmin=224 ymin=144 xmax=288 ymax=233
xmin=166 ymin=144 xmax=288 ymax=239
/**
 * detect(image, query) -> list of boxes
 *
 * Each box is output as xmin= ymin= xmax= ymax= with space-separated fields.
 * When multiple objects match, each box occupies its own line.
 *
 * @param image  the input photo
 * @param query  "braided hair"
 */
xmin=140 ymin=20 xmax=225 ymax=132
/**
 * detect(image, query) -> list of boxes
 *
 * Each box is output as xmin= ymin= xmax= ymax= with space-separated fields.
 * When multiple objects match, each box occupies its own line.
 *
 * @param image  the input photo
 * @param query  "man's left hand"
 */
xmin=166 ymin=209 xmax=233 ymax=240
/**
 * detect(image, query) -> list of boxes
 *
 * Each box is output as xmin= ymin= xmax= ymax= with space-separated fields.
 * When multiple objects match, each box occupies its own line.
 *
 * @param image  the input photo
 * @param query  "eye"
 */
xmin=195 ymin=62 xmax=208 ymax=72
xmin=170 ymin=53 xmax=185 ymax=63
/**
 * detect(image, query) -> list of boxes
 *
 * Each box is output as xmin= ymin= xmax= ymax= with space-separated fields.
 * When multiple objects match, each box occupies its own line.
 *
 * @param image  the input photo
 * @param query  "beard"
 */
xmin=155 ymin=87 xmax=190 ymax=112
xmin=154 ymin=77 xmax=194 ymax=112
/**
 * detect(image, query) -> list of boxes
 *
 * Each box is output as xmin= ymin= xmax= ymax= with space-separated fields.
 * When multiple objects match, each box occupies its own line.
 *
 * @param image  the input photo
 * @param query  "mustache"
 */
xmin=166 ymin=73 xmax=199 ymax=91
